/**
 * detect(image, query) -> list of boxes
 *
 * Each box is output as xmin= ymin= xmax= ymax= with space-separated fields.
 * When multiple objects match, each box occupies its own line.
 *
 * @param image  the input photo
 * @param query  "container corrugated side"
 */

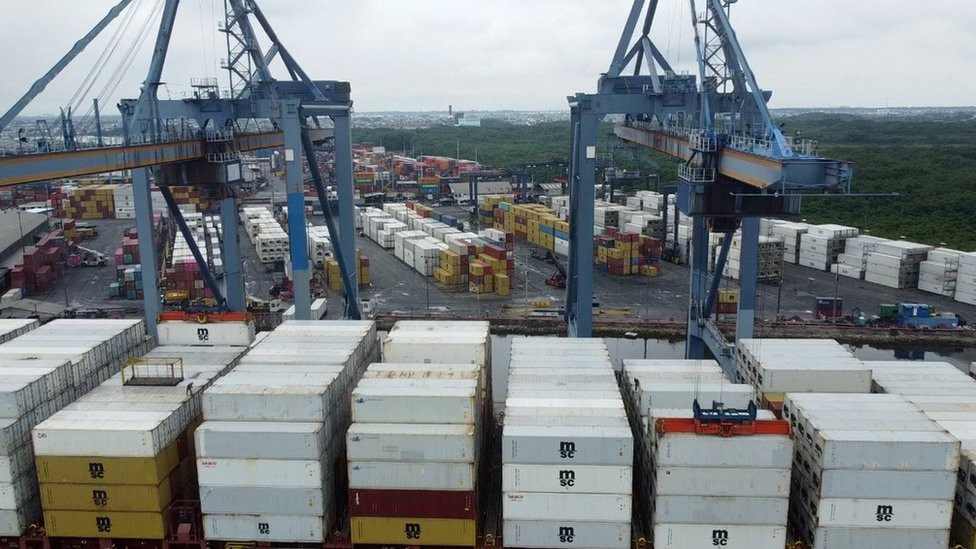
xmin=203 ymin=513 xmax=325 ymax=542
xmin=502 ymin=464 xmax=631 ymax=494
xmin=653 ymin=496 xmax=787 ymax=525
xmin=195 ymin=421 xmax=325 ymax=460
xmin=347 ymin=423 xmax=475 ymax=462
xmin=39 ymin=480 xmax=173 ymax=512
xmin=348 ymin=489 xmax=475 ymax=519
xmin=44 ymin=510 xmax=167 ymax=539
xmin=653 ymin=524 xmax=786 ymax=549
xmin=197 ymin=458 xmax=324 ymax=488
xmin=810 ymin=469 xmax=956 ymax=500
xmin=350 ymin=516 xmax=476 ymax=546
xmin=502 ymin=425 xmax=632 ymax=466
xmin=348 ymin=461 xmax=474 ymax=491
xmin=812 ymin=527 xmax=949 ymax=549
xmin=654 ymin=433 xmax=792 ymax=469
xmin=812 ymin=499 xmax=952 ymax=529
xmin=503 ymin=492 xmax=630 ymax=522
xmin=199 ymin=486 xmax=327 ymax=516
xmin=503 ymin=520 xmax=629 ymax=549
xmin=36 ymin=439 xmax=185 ymax=484
xmin=352 ymin=385 xmax=477 ymax=424
xmin=654 ymin=467 xmax=790 ymax=498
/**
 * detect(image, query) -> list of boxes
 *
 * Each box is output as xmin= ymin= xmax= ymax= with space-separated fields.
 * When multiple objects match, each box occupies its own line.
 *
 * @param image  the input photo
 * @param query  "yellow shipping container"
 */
xmin=44 ymin=510 xmax=168 ymax=539
xmin=40 ymin=480 xmax=172 ymax=512
xmin=37 ymin=442 xmax=182 ymax=485
xmin=350 ymin=517 xmax=476 ymax=546
xmin=597 ymin=247 xmax=608 ymax=264
xmin=607 ymin=248 xmax=625 ymax=261
xmin=718 ymin=290 xmax=739 ymax=304
xmin=495 ymin=273 xmax=510 ymax=296
xmin=359 ymin=266 xmax=370 ymax=286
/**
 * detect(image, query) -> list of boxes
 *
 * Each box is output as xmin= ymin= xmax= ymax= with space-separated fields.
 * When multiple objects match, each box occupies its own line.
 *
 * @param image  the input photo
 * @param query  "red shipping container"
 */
xmin=485 ymin=244 xmax=507 ymax=261
xmin=348 ymin=489 xmax=476 ymax=519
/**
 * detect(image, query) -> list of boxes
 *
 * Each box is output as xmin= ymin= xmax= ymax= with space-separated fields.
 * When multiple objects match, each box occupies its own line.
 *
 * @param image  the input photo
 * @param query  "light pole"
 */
xmin=425 ymin=258 xmax=430 ymax=311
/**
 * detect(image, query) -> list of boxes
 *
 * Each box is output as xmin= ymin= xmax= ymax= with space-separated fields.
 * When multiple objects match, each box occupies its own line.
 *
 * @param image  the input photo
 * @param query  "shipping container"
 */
xmin=203 ymin=513 xmax=325 ymax=542
xmin=199 ymin=486 xmax=326 ymax=516
xmin=654 ymin=496 xmax=788 ymax=525
xmin=654 ymin=467 xmax=790 ymax=497
xmin=502 ymin=464 xmax=631 ymax=494
xmin=347 ymin=423 xmax=476 ymax=462
xmin=197 ymin=458 xmax=324 ymax=488
xmin=348 ymin=461 xmax=474 ymax=491
xmin=348 ymin=488 xmax=475 ymax=519
xmin=503 ymin=492 xmax=630 ymax=522
xmin=653 ymin=524 xmax=786 ymax=549
xmin=502 ymin=425 xmax=632 ymax=466
xmin=195 ymin=421 xmax=326 ymax=460
xmin=44 ymin=509 xmax=167 ymax=539
xmin=810 ymin=498 xmax=952 ymax=529
xmin=503 ymin=519 xmax=629 ymax=549
xmin=350 ymin=516 xmax=476 ymax=546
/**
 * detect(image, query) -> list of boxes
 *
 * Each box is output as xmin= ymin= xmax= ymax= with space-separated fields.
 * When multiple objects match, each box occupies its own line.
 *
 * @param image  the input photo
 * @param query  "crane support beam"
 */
xmin=615 ymin=124 xmax=850 ymax=191
xmin=0 ymin=130 xmax=331 ymax=187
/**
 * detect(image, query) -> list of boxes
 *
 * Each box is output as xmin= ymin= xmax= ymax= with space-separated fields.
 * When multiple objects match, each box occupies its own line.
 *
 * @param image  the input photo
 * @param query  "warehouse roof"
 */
xmin=0 ymin=209 xmax=48 ymax=259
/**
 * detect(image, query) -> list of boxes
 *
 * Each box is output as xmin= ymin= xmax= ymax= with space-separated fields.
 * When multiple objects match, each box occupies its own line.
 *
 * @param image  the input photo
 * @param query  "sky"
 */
xmin=1 ymin=0 xmax=973 ymax=117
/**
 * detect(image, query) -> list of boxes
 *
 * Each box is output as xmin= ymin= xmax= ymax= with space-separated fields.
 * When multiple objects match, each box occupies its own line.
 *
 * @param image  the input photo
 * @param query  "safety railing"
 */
xmin=677 ymin=163 xmax=716 ymax=183
xmin=121 ymin=356 xmax=185 ymax=386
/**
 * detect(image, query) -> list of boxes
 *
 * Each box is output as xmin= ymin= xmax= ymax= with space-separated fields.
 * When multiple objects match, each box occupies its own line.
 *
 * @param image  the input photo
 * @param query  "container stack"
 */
xmin=651 ymin=408 xmax=792 ymax=548
xmin=784 ymin=392 xmax=958 ymax=548
xmin=345 ymin=321 xmax=489 ymax=547
xmin=0 ymin=319 xmax=148 ymax=535
xmin=798 ymin=224 xmax=857 ymax=271
xmin=196 ymin=321 xmax=377 ymax=543
xmin=241 ymin=206 xmax=287 ymax=263
xmin=865 ymin=360 xmax=976 ymax=548
xmin=112 ymin=227 xmax=145 ymax=300
xmin=112 ymin=184 xmax=135 ymax=219
xmin=768 ymin=221 xmax=808 ymax=264
xmin=10 ymin=230 xmax=65 ymax=297
xmin=735 ymin=339 xmax=871 ymax=414
xmin=832 ymin=235 xmax=885 ymax=280
xmin=957 ymin=252 xmax=976 ymax=306
xmin=61 ymin=184 xmax=116 ymax=220
xmin=918 ymin=248 xmax=963 ymax=297
xmin=33 ymin=345 xmax=245 ymax=539
xmin=727 ymin=234 xmax=784 ymax=282
xmin=864 ymin=240 xmax=933 ymax=289
xmin=325 ymin=251 xmax=370 ymax=290
xmin=619 ymin=358 xmax=735 ymax=534
xmin=307 ymin=226 xmax=332 ymax=264
xmin=503 ymin=337 xmax=632 ymax=549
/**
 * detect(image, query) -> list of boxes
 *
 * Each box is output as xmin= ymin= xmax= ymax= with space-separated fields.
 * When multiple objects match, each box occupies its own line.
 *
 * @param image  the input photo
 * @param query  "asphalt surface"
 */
xmin=13 ymin=198 xmax=976 ymax=325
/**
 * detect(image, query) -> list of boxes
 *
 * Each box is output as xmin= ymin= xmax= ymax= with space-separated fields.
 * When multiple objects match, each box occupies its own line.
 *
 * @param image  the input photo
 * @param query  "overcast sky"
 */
xmin=1 ymin=0 xmax=973 ymax=117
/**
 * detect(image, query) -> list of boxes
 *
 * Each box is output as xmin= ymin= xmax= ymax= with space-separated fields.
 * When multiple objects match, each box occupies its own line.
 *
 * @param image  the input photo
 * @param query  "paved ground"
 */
xmin=9 ymin=197 xmax=976 ymax=325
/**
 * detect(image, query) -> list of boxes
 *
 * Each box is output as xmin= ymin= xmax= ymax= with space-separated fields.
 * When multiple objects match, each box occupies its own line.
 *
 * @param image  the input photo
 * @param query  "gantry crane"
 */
xmin=566 ymin=0 xmax=853 ymax=376
xmin=0 ymin=0 xmax=361 ymax=336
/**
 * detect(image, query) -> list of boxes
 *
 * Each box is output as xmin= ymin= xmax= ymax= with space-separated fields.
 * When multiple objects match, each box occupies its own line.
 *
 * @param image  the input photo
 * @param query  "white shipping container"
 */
xmin=653 ymin=496 xmax=788 ymax=525
xmin=348 ymin=461 xmax=473 ymax=491
xmin=502 ymin=425 xmax=632 ymax=466
xmin=503 ymin=492 xmax=630 ymax=522
xmin=810 ymin=528 xmax=948 ymax=549
xmin=200 ymin=485 xmax=326 ymax=515
xmin=655 ymin=434 xmax=792 ymax=469
xmin=197 ymin=458 xmax=324 ymax=488
xmin=653 ymin=524 xmax=786 ymax=549
xmin=203 ymin=513 xmax=325 ymax=543
xmin=346 ymin=423 xmax=475 ymax=462
xmin=654 ymin=467 xmax=790 ymax=498
xmin=502 ymin=464 xmax=631 ymax=494
xmin=195 ymin=421 xmax=326 ymax=460
xmin=812 ymin=499 xmax=951 ymax=529
xmin=503 ymin=520 xmax=629 ymax=549
xmin=351 ymin=385 xmax=477 ymax=424
xmin=810 ymin=469 xmax=956 ymax=500
xmin=157 ymin=320 xmax=255 ymax=346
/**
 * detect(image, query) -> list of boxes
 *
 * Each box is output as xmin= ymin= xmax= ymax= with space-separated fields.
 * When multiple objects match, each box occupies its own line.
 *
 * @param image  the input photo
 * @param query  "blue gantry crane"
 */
xmin=0 ymin=0 xmax=361 ymax=336
xmin=566 ymin=0 xmax=854 ymax=375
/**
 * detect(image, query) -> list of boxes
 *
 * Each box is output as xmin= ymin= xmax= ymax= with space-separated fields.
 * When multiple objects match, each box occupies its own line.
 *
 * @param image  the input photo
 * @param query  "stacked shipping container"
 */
xmin=34 ymin=345 xmax=245 ymax=538
xmin=10 ymin=230 xmax=65 ymax=296
xmin=346 ymin=321 xmax=490 ymax=546
xmin=784 ymin=393 xmax=957 ymax=548
xmin=503 ymin=338 xmax=632 ymax=549
xmin=958 ymin=253 xmax=976 ymax=305
xmin=0 ymin=320 xmax=148 ymax=535
xmin=864 ymin=240 xmax=933 ymax=289
xmin=197 ymin=321 xmax=377 ymax=543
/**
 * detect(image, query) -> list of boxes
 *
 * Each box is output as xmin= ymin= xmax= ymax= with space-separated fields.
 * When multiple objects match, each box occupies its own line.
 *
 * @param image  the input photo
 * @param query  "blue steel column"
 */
xmin=736 ymin=216 xmax=759 ymax=341
xmin=280 ymin=101 xmax=311 ymax=320
xmin=566 ymin=105 xmax=597 ymax=337
xmin=220 ymin=193 xmax=245 ymax=311
xmin=332 ymin=112 xmax=359 ymax=313
xmin=686 ymin=215 xmax=709 ymax=358
xmin=132 ymin=168 xmax=161 ymax=337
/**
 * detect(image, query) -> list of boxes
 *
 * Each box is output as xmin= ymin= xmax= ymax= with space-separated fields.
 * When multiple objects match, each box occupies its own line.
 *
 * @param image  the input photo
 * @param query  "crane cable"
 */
xmin=75 ymin=0 xmax=165 ymax=136
xmin=66 ymin=0 xmax=144 ymax=115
